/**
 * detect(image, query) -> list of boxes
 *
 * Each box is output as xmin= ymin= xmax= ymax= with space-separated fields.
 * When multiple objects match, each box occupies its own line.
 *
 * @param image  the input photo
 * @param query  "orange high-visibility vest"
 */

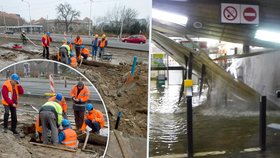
xmin=81 ymin=48 xmax=90 ymax=56
xmin=74 ymin=38 xmax=83 ymax=45
xmin=100 ymin=39 xmax=106 ymax=48
xmin=70 ymin=84 xmax=90 ymax=103
xmin=80 ymin=109 xmax=105 ymax=131
xmin=70 ymin=57 xmax=78 ymax=68
xmin=48 ymin=96 xmax=67 ymax=112
xmin=1 ymin=80 xmax=19 ymax=106
xmin=42 ymin=34 xmax=51 ymax=47
xmin=61 ymin=128 xmax=78 ymax=148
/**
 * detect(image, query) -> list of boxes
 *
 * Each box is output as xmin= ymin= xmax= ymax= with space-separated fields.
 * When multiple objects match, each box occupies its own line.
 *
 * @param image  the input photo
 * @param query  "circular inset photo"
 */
xmin=0 ymin=59 xmax=109 ymax=158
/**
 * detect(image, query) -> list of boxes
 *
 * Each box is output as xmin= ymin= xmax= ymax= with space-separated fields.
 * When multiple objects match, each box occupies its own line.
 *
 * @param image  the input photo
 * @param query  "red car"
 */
xmin=122 ymin=35 xmax=147 ymax=44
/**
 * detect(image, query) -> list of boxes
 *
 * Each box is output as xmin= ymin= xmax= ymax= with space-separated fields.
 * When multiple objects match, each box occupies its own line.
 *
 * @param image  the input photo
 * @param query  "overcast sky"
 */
xmin=1 ymin=0 xmax=151 ymax=22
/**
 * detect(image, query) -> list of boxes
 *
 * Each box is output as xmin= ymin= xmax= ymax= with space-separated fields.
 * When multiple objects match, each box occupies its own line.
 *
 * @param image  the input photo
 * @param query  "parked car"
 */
xmin=122 ymin=35 xmax=146 ymax=44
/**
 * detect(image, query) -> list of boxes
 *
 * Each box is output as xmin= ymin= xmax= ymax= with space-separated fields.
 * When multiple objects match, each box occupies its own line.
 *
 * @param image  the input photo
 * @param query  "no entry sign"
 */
xmin=221 ymin=3 xmax=240 ymax=23
xmin=241 ymin=5 xmax=259 ymax=24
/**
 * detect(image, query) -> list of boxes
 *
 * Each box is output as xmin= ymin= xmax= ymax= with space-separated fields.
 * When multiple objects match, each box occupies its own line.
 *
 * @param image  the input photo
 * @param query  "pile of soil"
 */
xmin=78 ymin=62 xmax=148 ymax=137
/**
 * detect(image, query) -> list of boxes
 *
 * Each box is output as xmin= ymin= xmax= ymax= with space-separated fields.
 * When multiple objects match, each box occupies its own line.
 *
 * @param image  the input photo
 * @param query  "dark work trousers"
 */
xmin=98 ymin=47 xmax=105 ymax=58
xmin=3 ymin=105 xmax=17 ymax=131
xmin=43 ymin=46 xmax=50 ymax=59
xmin=62 ymin=112 xmax=68 ymax=120
xmin=75 ymin=45 xmax=81 ymax=59
xmin=85 ymin=119 xmax=101 ymax=132
xmin=81 ymin=54 xmax=88 ymax=60
xmin=73 ymin=103 xmax=85 ymax=130
xmin=40 ymin=111 xmax=58 ymax=144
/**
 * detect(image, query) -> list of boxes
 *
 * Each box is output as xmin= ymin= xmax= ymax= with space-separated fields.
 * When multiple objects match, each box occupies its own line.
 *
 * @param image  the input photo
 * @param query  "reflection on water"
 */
xmin=150 ymin=81 xmax=188 ymax=156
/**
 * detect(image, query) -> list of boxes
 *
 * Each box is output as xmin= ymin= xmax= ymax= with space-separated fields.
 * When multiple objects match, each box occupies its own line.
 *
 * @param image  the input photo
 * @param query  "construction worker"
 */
xmin=1 ymin=73 xmax=24 ymax=134
xmin=70 ymin=81 xmax=90 ymax=130
xmin=98 ymin=34 xmax=108 ymax=59
xmin=58 ymin=119 xmax=78 ymax=149
xmin=70 ymin=53 xmax=78 ymax=68
xmin=41 ymin=32 xmax=53 ymax=59
xmin=67 ymin=41 xmax=73 ymax=52
xmin=39 ymin=101 xmax=63 ymax=145
xmin=73 ymin=35 xmax=83 ymax=60
xmin=57 ymin=44 xmax=71 ymax=64
xmin=92 ymin=34 xmax=99 ymax=59
xmin=48 ymin=93 xmax=68 ymax=119
xmin=80 ymin=103 xmax=105 ymax=134
xmin=21 ymin=30 xmax=27 ymax=45
xmin=80 ymin=45 xmax=90 ymax=60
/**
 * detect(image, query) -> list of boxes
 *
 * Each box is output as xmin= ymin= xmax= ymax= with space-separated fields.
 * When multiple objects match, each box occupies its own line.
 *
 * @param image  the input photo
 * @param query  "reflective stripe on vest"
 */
xmin=1 ymin=80 xmax=19 ymax=106
xmin=62 ymin=128 xmax=78 ymax=148
xmin=72 ymin=86 xmax=89 ymax=99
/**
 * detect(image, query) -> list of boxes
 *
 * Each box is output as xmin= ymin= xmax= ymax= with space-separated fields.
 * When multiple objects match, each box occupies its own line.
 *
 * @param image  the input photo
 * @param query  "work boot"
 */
xmin=12 ymin=130 xmax=19 ymax=135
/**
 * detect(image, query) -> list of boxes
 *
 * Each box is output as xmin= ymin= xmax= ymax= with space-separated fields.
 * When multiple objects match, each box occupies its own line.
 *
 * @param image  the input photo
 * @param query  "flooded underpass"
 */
xmin=149 ymin=80 xmax=280 ymax=158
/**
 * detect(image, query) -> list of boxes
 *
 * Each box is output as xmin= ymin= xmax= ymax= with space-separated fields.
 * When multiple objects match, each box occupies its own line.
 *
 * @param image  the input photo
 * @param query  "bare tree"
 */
xmin=56 ymin=3 xmax=80 ymax=33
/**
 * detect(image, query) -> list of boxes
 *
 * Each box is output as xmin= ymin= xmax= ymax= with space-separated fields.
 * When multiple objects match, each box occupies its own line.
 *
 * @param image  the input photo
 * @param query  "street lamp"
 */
xmin=88 ymin=0 xmax=93 ymax=36
xmin=21 ymin=0 xmax=32 ymax=34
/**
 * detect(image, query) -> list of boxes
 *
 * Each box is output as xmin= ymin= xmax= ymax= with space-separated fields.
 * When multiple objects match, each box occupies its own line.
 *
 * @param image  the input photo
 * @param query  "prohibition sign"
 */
xmin=223 ymin=6 xmax=238 ymax=21
xmin=243 ymin=7 xmax=257 ymax=21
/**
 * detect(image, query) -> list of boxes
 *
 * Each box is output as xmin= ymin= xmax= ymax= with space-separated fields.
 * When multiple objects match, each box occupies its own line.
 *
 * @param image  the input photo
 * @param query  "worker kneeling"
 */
xmin=80 ymin=103 xmax=105 ymax=134
xmin=59 ymin=119 xmax=78 ymax=149
xmin=39 ymin=101 xmax=62 ymax=145
xmin=69 ymin=53 xmax=78 ymax=68
xmin=80 ymin=45 xmax=90 ymax=60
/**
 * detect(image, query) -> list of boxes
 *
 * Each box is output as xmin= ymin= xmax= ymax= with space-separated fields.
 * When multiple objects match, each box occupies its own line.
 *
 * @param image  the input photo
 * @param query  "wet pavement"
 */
xmin=149 ymin=81 xmax=280 ymax=158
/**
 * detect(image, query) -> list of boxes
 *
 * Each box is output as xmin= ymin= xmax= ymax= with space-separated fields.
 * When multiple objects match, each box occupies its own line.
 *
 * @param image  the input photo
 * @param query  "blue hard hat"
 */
xmin=56 ymin=93 xmax=63 ymax=102
xmin=62 ymin=119 xmax=70 ymax=126
xmin=80 ymin=45 xmax=85 ymax=49
xmin=11 ymin=73 xmax=20 ymax=84
xmin=67 ymin=41 xmax=70 ymax=44
xmin=86 ymin=103 xmax=94 ymax=111
xmin=46 ymin=32 xmax=50 ymax=36
xmin=70 ymin=53 xmax=74 ymax=57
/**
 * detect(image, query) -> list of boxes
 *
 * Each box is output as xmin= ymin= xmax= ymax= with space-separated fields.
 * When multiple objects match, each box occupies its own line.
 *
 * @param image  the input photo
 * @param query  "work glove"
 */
xmin=86 ymin=125 xmax=92 ymax=132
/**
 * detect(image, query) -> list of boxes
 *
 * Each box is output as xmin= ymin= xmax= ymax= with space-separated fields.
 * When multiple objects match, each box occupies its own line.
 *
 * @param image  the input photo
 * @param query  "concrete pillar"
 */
xmin=243 ymin=45 xmax=250 ymax=54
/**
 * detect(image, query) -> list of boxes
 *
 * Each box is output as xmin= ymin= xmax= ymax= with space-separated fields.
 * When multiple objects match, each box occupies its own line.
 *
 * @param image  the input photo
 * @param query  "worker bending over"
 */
xmin=57 ymin=44 xmax=71 ymax=64
xmin=39 ymin=101 xmax=62 ymax=145
xmin=48 ymin=93 xmax=68 ymax=119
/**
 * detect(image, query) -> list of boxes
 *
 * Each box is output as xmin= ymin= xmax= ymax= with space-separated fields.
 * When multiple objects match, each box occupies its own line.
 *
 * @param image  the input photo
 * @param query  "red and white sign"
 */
xmin=221 ymin=3 xmax=240 ymax=23
xmin=241 ymin=5 xmax=259 ymax=24
xmin=49 ymin=74 xmax=55 ymax=93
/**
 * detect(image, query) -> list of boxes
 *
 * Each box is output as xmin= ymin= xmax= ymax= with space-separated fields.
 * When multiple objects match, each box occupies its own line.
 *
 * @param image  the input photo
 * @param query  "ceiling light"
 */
xmin=255 ymin=29 xmax=280 ymax=43
xmin=152 ymin=8 xmax=188 ymax=26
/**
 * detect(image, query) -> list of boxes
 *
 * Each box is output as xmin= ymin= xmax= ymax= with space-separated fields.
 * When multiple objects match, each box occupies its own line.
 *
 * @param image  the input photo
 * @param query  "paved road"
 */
xmin=0 ymin=78 xmax=102 ymax=101
xmin=4 ymin=33 xmax=149 ymax=52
